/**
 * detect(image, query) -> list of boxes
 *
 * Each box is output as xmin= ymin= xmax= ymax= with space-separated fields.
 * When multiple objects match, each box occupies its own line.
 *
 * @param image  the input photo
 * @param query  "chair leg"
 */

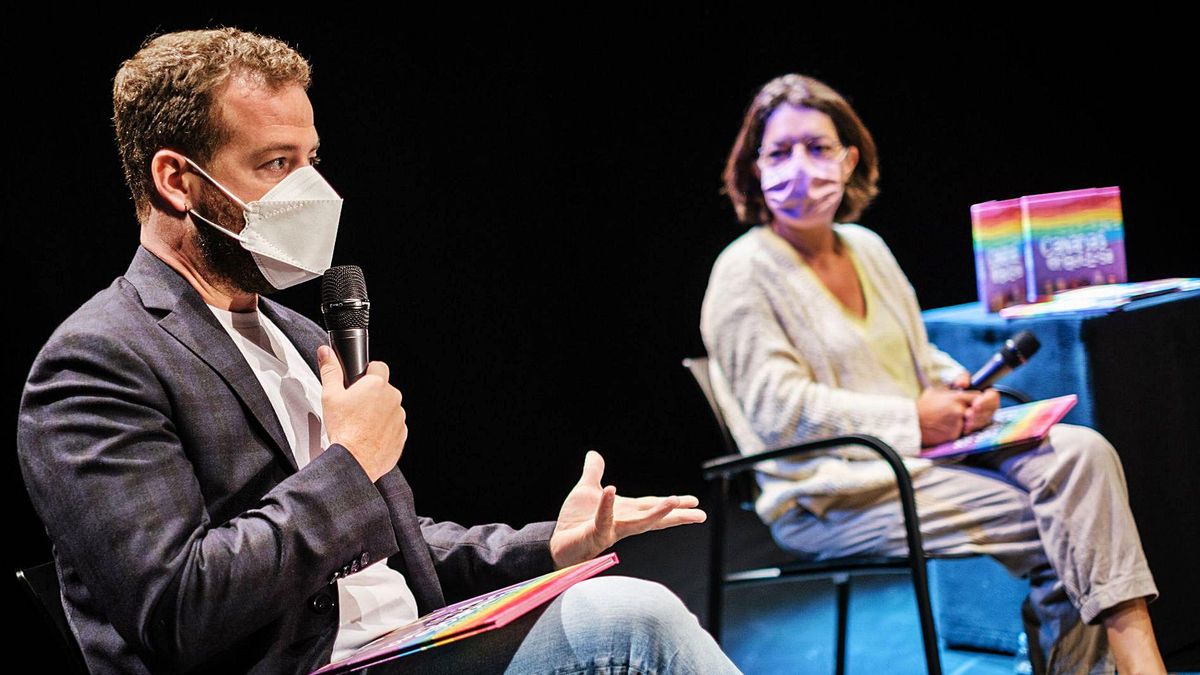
xmin=891 ymin=444 xmax=942 ymax=675
xmin=909 ymin=560 xmax=942 ymax=675
xmin=707 ymin=477 xmax=728 ymax=643
xmin=834 ymin=573 xmax=849 ymax=675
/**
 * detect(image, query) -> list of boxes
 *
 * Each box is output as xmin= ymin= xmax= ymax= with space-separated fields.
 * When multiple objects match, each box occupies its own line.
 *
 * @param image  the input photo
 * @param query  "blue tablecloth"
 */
xmin=922 ymin=290 xmax=1200 ymax=666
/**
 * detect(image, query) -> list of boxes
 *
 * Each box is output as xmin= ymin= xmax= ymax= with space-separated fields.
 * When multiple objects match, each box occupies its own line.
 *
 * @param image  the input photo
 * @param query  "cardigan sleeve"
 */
xmin=924 ymin=344 xmax=970 ymax=387
xmin=701 ymin=244 xmax=925 ymax=457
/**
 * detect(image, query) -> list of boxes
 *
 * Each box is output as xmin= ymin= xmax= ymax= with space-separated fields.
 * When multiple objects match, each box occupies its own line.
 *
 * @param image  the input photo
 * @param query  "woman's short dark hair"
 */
xmin=722 ymin=74 xmax=880 ymax=225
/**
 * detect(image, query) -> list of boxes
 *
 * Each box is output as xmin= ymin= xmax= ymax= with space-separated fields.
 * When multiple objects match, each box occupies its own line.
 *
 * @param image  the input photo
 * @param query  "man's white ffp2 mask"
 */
xmin=185 ymin=157 xmax=343 ymax=290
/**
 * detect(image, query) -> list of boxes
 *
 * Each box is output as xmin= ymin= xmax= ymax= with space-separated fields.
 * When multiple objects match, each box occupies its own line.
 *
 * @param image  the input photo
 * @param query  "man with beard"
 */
xmin=17 ymin=28 xmax=740 ymax=674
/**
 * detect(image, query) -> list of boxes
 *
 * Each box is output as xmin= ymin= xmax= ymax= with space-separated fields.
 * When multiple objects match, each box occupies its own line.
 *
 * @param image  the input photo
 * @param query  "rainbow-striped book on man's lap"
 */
xmin=312 ymin=553 xmax=619 ymax=674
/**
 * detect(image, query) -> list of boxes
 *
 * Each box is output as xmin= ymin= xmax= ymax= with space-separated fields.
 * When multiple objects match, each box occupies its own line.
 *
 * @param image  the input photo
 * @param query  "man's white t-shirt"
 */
xmin=208 ymin=305 xmax=419 ymax=662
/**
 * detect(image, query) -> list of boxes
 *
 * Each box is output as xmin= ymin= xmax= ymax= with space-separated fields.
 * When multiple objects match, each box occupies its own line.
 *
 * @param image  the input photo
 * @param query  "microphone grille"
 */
xmin=1012 ymin=330 xmax=1040 ymax=358
xmin=321 ymin=266 xmax=370 ymax=331
xmin=322 ymin=265 xmax=368 ymax=304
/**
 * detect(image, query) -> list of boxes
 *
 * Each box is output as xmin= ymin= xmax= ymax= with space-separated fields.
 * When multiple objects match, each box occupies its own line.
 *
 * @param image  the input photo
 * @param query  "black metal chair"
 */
xmin=684 ymin=356 xmax=942 ymax=675
xmin=16 ymin=561 xmax=88 ymax=674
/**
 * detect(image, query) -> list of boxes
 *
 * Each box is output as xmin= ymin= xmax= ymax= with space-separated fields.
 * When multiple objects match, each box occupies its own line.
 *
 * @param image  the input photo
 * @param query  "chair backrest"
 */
xmin=681 ymin=357 xmax=738 ymax=457
xmin=17 ymin=561 xmax=88 ymax=673
xmin=683 ymin=356 xmax=759 ymax=509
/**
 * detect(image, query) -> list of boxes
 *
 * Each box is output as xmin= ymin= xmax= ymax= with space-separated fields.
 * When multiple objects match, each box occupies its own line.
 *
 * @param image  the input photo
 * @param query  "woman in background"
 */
xmin=700 ymin=73 xmax=1164 ymax=675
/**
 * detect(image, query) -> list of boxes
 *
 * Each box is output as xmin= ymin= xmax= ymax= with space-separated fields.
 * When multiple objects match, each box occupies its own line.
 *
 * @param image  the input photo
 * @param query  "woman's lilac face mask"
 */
xmin=756 ymin=105 xmax=850 ymax=227
xmin=759 ymin=155 xmax=845 ymax=225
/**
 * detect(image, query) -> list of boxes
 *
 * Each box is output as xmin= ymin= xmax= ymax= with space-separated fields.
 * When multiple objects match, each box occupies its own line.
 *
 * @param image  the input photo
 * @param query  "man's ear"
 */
xmin=150 ymin=150 xmax=196 ymax=214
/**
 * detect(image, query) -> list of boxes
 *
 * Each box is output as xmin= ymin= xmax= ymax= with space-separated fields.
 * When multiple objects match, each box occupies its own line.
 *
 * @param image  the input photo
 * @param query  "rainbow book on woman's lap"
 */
xmin=919 ymin=395 xmax=1077 ymax=459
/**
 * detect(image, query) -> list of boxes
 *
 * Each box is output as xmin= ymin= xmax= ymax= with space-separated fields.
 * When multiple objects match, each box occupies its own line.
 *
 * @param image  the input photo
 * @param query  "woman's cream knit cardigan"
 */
xmin=700 ymin=224 xmax=967 ymax=523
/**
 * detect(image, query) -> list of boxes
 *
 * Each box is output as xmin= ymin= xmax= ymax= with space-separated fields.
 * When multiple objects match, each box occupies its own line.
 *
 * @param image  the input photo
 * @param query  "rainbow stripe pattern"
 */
xmin=1021 ymin=187 xmax=1126 ymax=301
xmin=971 ymin=187 xmax=1126 ymax=312
xmin=920 ymin=395 xmax=1077 ymax=459
xmin=314 ymin=553 xmax=619 ymax=674
xmin=972 ymin=197 xmax=1026 ymax=312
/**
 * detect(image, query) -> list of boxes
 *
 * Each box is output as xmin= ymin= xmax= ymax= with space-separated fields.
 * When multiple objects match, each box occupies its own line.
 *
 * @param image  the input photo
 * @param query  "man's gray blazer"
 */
xmin=18 ymin=246 xmax=556 ymax=674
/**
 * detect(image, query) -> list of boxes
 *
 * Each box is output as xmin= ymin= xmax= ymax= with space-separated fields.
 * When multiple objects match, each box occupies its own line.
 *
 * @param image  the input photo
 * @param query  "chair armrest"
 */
xmin=992 ymin=384 xmax=1031 ymax=404
xmin=701 ymin=434 xmax=929 ymax=564
xmin=702 ymin=434 xmax=906 ymax=482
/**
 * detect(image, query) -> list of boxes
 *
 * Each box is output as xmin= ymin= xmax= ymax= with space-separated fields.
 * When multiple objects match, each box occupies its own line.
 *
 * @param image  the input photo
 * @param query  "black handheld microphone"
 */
xmin=969 ymin=330 xmax=1040 ymax=390
xmin=321 ymin=266 xmax=370 ymax=388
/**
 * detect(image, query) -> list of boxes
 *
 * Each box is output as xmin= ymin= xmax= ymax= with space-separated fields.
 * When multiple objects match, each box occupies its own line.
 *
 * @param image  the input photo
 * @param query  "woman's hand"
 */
xmin=963 ymin=388 xmax=1000 ymax=433
xmin=917 ymin=387 xmax=978 ymax=446
xmin=949 ymin=372 xmax=1000 ymax=434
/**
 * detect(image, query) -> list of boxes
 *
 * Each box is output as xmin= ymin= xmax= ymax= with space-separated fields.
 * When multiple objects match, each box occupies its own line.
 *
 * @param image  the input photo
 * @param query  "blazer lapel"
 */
xmin=375 ymin=469 xmax=447 ymax=612
xmin=124 ymin=247 xmax=299 ymax=473
xmin=258 ymin=299 xmax=325 ymax=377
xmin=241 ymin=281 xmax=444 ymax=608
xmin=258 ymin=301 xmax=447 ymax=610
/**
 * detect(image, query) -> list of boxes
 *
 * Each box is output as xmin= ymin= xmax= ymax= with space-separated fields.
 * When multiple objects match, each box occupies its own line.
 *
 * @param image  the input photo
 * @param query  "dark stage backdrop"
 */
xmin=7 ymin=9 xmax=1195 ymax=661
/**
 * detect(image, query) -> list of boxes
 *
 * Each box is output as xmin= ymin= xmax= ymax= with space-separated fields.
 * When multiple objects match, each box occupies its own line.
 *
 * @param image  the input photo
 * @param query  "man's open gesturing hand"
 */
xmin=549 ymin=451 xmax=706 ymax=568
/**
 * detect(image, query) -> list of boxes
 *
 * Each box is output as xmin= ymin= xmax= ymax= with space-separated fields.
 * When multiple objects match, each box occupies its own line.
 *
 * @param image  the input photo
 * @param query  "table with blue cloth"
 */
xmin=922 ymin=289 xmax=1199 ymax=670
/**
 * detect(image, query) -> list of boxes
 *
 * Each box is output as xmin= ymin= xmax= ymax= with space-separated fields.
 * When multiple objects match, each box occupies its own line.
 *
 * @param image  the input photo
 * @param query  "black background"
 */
xmin=7 ymin=9 xmax=1195 ymax=663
